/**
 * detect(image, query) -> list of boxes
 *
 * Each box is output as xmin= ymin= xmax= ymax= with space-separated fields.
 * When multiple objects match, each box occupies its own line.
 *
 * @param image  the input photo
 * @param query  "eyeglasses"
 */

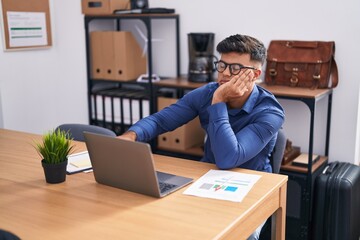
xmin=214 ymin=60 xmax=256 ymax=75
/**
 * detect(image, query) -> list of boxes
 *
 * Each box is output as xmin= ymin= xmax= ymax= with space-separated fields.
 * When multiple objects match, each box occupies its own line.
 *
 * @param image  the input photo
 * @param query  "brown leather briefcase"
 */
xmin=265 ymin=40 xmax=338 ymax=89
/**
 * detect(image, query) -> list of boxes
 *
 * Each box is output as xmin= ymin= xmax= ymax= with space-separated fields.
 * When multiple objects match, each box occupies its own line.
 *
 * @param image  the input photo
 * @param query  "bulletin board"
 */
xmin=0 ymin=0 xmax=52 ymax=51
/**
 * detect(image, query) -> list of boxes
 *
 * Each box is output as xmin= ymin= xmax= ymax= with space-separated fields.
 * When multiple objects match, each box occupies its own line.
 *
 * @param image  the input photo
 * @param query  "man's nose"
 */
xmin=223 ymin=66 xmax=232 ymax=76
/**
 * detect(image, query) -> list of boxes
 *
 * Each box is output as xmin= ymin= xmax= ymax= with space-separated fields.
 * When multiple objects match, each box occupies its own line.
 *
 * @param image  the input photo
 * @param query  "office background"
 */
xmin=0 ymin=0 xmax=359 ymax=165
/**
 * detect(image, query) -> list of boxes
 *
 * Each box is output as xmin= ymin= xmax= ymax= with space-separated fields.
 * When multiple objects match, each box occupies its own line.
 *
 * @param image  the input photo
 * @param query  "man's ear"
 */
xmin=254 ymin=69 xmax=262 ymax=80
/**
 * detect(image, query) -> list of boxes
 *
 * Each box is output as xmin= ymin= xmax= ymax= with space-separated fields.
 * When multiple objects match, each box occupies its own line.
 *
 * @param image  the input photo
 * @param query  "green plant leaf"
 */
xmin=34 ymin=129 xmax=74 ymax=164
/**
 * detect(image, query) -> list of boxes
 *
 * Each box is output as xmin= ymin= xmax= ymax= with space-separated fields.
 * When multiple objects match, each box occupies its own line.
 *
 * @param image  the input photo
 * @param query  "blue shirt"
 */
xmin=129 ymin=83 xmax=285 ymax=173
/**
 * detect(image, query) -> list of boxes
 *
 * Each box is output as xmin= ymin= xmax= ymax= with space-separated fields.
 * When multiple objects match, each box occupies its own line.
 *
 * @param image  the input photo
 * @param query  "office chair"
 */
xmin=270 ymin=129 xmax=287 ymax=174
xmin=0 ymin=229 xmax=20 ymax=240
xmin=55 ymin=123 xmax=116 ymax=142
xmin=204 ymin=129 xmax=286 ymax=173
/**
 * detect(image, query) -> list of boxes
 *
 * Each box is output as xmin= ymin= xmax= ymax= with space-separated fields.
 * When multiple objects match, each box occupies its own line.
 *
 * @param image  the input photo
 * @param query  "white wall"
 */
xmin=355 ymin=85 xmax=360 ymax=166
xmin=0 ymin=0 xmax=88 ymax=134
xmin=0 ymin=89 xmax=3 ymax=128
xmin=0 ymin=0 xmax=359 ymax=164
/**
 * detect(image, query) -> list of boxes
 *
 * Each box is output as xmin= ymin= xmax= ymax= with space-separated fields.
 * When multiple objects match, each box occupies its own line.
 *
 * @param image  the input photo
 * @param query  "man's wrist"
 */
xmin=118 ymin=130 xmax=137 ymax=141
xmin=212 ymin=92 xmax=226 ymax=105
xmin=126 ymin=131 xmax=137 ymax=141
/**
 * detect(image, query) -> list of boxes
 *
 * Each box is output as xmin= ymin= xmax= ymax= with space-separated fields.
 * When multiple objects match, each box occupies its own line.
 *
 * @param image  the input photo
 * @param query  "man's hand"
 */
xmin=212 ymin=69 xmax=256 ymax=104
xmin=117 ymin=131 xmax=137 ymax=141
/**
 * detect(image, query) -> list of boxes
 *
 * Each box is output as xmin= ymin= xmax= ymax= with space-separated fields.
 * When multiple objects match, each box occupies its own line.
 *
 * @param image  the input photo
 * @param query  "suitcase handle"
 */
xmin=323 ymin=161 xmax=339 ymax=174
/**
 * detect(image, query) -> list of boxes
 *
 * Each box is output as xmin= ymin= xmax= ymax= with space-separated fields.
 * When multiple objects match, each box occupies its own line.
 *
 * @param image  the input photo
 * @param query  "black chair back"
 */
xmin=55 ymin=123 xmax=116 ymax=142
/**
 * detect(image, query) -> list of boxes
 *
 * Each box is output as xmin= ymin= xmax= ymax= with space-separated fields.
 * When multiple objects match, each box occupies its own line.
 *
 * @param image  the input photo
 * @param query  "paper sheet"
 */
xmin=7 ymin=11 xmax=48 ymax=47
xmin=66 ymin=151 xmax=92 ymax=174
xmin=183 ymin=169 xmax=261 ymax=202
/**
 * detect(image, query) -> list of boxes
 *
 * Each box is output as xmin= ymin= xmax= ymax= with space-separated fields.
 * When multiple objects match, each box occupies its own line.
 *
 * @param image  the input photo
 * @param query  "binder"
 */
xmin=90 ymin=31 xmax=147 ymax=82
xmin=91 ymin=87 xmax=150 ymax=134
xmin=105 ymin=89 xmax=141 ymax=131
xmin=123 ymin=91 xmax=147 ymax=124
xmin=102 ymin=32 xmax=116 ymax=80
xmin=90 ymin=31 xmax=104 ymax=79
xmin=95 ymin=93 xmax=104 ymax=121
xmin=113 ymin=32 xmax=147 ymax=81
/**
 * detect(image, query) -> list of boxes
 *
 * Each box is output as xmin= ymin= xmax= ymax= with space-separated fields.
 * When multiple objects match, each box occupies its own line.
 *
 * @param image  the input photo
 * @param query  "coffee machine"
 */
xmin=188 ymin=33 xmax=216 ymax=83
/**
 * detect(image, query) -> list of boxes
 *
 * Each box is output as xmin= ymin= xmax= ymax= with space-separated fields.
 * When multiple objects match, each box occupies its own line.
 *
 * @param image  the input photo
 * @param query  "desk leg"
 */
xmin=272 ymin=184 xmax=287 ymax=240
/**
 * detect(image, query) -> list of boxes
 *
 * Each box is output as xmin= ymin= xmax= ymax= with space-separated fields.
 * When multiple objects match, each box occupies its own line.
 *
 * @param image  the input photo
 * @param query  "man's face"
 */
xmin=216 ymin=52 xmax=261 ymax=85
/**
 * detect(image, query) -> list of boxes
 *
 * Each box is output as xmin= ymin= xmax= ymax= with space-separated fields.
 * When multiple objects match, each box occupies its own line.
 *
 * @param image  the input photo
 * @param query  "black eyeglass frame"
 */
xmin=214 ymin=60 xmax=257 ymax=75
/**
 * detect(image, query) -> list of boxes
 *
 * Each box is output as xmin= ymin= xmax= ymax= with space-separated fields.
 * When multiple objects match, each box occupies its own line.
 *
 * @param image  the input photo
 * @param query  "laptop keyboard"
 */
xmin=159 ymin=182 xmax=177 ymax=193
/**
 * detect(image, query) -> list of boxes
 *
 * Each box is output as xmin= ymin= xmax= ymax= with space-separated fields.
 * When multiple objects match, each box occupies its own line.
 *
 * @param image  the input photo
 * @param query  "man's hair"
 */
xmin=216 ymin=34 xmax=266 ymax=64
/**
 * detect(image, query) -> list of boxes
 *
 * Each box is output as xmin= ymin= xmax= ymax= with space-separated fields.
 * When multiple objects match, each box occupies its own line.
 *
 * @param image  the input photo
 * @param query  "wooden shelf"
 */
xmin=155 ymin=77 xmax=206 ymax=89
xmin=280 ymin=156 xmax=328 ymax=173
xmin=258 ymin=82 xmax=332 ymax=99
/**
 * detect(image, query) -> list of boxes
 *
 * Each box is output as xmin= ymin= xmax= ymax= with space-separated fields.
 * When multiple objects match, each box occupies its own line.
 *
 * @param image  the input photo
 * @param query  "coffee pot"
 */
xmin=188 ymin=33 xmax=216 ymax=83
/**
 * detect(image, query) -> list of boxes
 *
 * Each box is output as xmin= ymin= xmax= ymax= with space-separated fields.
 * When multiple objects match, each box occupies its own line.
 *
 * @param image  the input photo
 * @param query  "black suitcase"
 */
xmin=312 ymin=161 xmax=360 ymax=240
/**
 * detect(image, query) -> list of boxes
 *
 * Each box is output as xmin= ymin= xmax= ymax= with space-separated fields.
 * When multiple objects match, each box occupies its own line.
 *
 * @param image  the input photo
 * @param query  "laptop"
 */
xmin=83 ymin=132 xmax=193 ymax=198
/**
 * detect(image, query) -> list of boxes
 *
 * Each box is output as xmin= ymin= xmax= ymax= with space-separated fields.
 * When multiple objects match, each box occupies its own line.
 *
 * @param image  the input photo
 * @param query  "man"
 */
xmin=121 ymin=34 xmax=284 ymax=173
xmin=120 ymin=34 xmax=284 ymax=239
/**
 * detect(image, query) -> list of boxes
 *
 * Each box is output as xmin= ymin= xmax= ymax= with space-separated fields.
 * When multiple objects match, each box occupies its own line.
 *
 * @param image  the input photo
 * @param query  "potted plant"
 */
xmin=34 ymin=129 xmax=74 ymax=184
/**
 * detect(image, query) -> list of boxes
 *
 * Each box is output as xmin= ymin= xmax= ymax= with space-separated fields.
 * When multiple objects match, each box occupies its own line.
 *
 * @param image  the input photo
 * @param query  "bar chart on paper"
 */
xmin=183 ymin=170 xmax=261 ymax=202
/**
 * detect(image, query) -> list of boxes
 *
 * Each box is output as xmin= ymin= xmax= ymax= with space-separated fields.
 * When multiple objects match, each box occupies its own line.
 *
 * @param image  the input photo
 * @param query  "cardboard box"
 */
xmin=82 ymin=0 xmax=130 ymax=15
xmin=157 ymin=97 xmax=205 ymax=151
xmin=90 ymin=31 xmax=147 ymax=81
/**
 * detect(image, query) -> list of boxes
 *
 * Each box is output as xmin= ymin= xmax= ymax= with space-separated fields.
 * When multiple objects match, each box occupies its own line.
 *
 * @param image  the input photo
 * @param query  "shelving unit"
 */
xmin=259 ymin=83 xmax=333 ymax=240
xmin=83 ymin=19 xmax=334 ymax=234
xmin=84 ymin=13 xmax=180 ymax=134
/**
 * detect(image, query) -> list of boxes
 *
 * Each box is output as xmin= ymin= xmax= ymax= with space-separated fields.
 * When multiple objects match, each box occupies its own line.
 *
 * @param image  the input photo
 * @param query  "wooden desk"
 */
xmin=0 ymin=129 xmax=287 ymax=240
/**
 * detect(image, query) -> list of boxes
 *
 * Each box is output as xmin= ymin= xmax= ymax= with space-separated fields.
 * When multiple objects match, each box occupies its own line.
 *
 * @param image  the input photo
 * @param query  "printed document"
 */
xmin=183 ymin=169 xmax=261 ymax=202
xmin=7 ymin=11 xmax=48 ymax=47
